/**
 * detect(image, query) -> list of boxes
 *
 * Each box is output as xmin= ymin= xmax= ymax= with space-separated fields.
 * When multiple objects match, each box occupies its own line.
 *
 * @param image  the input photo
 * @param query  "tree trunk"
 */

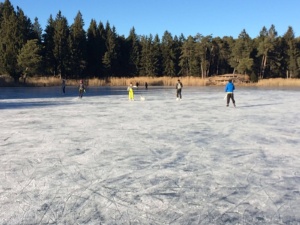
xmin=263 ymin=54 xmax=267 ymax=79
xmin=260 ymin=55 xmax=265 ymax=79
xmin=13 ymin=76 xmax=19 ymax=84
xmin=12 ymin=72 xmax=21 ymax=84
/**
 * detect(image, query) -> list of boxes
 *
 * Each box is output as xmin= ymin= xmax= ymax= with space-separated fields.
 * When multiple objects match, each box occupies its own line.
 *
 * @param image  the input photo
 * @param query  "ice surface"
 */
xmin=0 ymin=86 xmax=300 ymax=224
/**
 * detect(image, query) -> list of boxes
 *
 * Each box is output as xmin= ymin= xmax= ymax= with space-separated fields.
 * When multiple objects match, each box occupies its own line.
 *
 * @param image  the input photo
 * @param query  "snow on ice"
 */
xmin=0 ymin=86 xmax=299 ymax=224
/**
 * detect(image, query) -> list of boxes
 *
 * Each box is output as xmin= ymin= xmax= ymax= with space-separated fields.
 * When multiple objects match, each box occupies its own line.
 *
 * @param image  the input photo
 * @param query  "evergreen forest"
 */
xmin=1 ymin=0 xmax=300 ymax=83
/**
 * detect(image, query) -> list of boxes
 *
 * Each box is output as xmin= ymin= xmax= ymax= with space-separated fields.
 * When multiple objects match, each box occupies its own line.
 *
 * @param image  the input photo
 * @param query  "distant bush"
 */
xmin=0 ymin=75 xmax=15 ymax=86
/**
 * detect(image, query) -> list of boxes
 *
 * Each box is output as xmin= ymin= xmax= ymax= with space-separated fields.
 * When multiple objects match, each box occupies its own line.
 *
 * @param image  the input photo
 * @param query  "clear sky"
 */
xmin=7 ymin=0 xmax=300 ymax=38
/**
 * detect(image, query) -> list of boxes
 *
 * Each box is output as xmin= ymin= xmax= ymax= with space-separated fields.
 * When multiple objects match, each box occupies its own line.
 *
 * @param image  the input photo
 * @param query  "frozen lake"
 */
xmin=0 ymin=86 xmax=300 ymax=224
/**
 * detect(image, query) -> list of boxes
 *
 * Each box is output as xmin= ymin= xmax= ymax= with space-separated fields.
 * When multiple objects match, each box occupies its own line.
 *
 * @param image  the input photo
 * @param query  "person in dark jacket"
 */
xmin=225 ymin=79 xmax=236 ymax=107
xmin=176 ymin=79 xmax=183 ymax=100
xmin=62 ymin=79 xmax=66 ymax=94
xmin=79 ymin=80 xmax=86 ymax=98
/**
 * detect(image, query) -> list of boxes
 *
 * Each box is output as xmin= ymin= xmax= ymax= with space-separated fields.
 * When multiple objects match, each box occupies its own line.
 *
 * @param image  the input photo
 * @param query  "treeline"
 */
xmin=1 ymin=0 xmax=300 ymax=83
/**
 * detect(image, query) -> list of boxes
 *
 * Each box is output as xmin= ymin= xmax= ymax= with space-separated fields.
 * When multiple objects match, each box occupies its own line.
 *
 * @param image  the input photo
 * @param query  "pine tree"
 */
xmin=69 ymin=11 xmax=87 ymax=78
xmin=283 ymin=26 xmax=299 ymax=78
xmin=152 ymin=34 xmax=163 ymax=76
xmin=173 ymin=35 xmax=184 ymax=76
xmin=16 ymin=7 xmax=33 ymax=43
xmin=210 ymin=37 xmax=232 ymax=75
xmin=256 ymin=25 xmax=277 ymax=79
xmin=194 ymin=34 xmax=213 ymax=78
xmin=161 ymin=31 xmax=176 ymax=76
xmin=17 ymin=39 xmax=42 ymax=82
xmin=127 ymin=27 xmax=140 ymax=76
xmin=102 ymin=22 xmax=119 ymax=77
xmin=42 ymin=15 xmax=56 ymax=75
xmin=139 ymin=34 xmax=160 ymax=76
xmin=179 ymin=35 xmax=195 ymax=76
xmin=0 ymin=0 xmax=33 ymax=82
xmin=86 ymin=20 xmax=101 ymax=77
xmin=53 ymin=11 xmax=70 ymax=78
xmin=230 ymin=29 xmax=253 ymax=74
xmin=98 ymin=22 xmax=107 ymax=78
xmin=32 ymin=17 xmax=43 ymax=42
xmin=222 ymin=36 xmax=235 ymax=71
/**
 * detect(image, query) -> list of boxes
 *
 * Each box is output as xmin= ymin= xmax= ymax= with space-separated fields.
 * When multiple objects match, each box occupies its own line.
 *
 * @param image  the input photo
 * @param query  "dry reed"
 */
xmin=257 ymin=78 xmax=300 ymax=87
xmin=1 ymin=75 xmax=300 ymax=87
xmin=108 ymin=76 xmax=207 ymax=86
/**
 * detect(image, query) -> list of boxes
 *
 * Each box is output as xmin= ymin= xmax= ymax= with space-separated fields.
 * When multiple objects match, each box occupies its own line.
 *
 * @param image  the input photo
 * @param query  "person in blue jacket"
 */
xmin=225 ymin=79 xmax=236 ymax=107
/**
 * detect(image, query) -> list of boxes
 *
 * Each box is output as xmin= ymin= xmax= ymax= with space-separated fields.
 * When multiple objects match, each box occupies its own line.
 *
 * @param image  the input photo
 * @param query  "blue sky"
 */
xmin=7 ymin=0 xmax=300 ymax=38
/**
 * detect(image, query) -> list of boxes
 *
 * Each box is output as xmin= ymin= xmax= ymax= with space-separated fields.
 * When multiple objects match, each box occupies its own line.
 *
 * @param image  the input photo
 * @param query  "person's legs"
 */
xmin=231 ymin=94 xmax=236 ymax=106
xmin=226 ymin=93 xmax=231 ymax=106
xmin=129 ymin=91 xmax=134 ymax=100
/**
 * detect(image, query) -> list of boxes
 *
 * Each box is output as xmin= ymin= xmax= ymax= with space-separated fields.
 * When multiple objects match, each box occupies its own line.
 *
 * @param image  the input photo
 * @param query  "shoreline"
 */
xmin=1 ymin=75 xmax=300 ymax=87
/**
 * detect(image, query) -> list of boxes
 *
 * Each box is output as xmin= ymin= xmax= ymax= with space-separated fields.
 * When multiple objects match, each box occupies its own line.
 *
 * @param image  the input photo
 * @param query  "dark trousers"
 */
xmin=227 ymin=93 xmax=235 ymax=106
xmin=177 ymin=89 xmax=182 ymax=98
xmin=79 ymin=89 xmax=84 ymax=98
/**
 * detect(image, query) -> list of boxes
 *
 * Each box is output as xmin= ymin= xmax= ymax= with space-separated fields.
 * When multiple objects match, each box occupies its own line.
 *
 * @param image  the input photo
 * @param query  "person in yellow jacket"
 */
xmin=127 ymin=83 xmax=134 ymax=100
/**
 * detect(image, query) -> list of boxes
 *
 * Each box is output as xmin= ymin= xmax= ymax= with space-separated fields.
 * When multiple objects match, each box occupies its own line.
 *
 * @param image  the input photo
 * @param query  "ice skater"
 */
xmin=79 ymin=80 xmax=86 ymax=98
xmin=62 ymin=79 xmax=66 ymax=94
xmin=127 ymin=83 xmax=134 ymax=101
xmin=225 ymin=79 xmax=236 ymax=107
xmin=176 ymin=79 xmax=183 ymax=100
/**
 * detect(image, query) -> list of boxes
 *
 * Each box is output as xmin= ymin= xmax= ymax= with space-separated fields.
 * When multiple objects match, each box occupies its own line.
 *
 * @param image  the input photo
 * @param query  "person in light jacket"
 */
xmin=127 ymin=83 xmax=134 ymax=101
xmin=225 ymin=79 xmax=236 ymax=107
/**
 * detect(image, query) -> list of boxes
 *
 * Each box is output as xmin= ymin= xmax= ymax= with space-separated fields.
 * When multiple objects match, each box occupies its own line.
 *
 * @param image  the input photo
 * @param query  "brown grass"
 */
xmin=26 ymin=76 xmax=62 ymax=86
xmin=22 ymin=76 xmax=208 ymax=87
xmin=1 ymin=75 xmax=300 ymax=87
xmin=256 ymin=78 xmax=300 ymax=87
xmin=108 ymin=76 xmax=207 ymax=86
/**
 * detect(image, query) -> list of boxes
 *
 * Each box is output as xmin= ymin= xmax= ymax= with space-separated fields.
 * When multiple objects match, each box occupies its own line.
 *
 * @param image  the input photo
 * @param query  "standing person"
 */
xmin=127 ymin=83 xmax=134 ymax=101
xmin=79 ymin=80 xmax=86 ymax=98
xmin=225 ymin=79 xmax=236 ymax=107
xmin=176 ymin=79 xmax=183 ymax=100
xmin=62 ymin=79 xmax=66 ymax=94
xmin=145 ymin=82 xmax=148 ymax=90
